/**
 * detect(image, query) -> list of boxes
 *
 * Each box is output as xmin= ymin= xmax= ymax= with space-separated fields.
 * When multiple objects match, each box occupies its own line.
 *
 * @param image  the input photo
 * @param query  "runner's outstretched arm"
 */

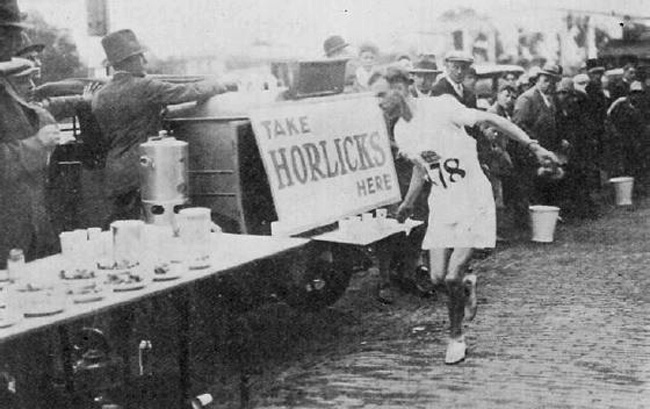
xmin=475 ymin=111 xmax=558 ymax=165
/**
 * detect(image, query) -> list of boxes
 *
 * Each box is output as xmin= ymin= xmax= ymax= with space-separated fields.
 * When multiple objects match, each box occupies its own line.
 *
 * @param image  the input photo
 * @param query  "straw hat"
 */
xmin=444 ymin=50 xmax=474 ymax=64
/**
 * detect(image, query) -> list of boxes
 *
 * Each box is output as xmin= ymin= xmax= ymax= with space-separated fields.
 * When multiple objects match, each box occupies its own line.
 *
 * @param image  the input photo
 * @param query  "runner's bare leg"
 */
xmin=444 ymin=247 xmax=474 ymax=364
xmin=428 ymin=248 xmax=452 ymax=287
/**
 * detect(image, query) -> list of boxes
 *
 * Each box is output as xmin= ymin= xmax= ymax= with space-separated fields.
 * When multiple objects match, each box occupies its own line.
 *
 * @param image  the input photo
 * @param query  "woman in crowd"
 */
xmin=385 ymin=67 xmax=557 ymax=364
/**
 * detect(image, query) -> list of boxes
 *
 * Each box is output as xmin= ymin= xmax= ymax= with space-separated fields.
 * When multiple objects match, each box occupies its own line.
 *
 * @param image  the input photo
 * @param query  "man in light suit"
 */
xmin=511 ymin=63 xmax=563 ymax=231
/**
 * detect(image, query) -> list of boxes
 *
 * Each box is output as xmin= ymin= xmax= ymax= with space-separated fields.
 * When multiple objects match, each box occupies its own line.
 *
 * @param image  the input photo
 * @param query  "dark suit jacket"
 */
xmin=92 ymin=72 xmax=227 ymax=197
xmin=609 ymin=79 xmax=630 ymax=103
xmin=513 ymin=87 xmax=559 ymax=151
xmin=430 ymin=77 xmax=477 ymax=108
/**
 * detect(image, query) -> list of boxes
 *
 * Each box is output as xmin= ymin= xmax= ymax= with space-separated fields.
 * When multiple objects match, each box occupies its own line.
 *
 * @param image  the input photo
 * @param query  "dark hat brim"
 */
xmin=445 ymin=58 xmax=473 ymax=64
xmin=16 ymin=43 xmax=45 ymax=55
xmin=538 ymin=70 xmax=561 ymax=78
xmin=409 ymin=68 xmax=441 ymax=74
xmin=325 ymin=42 xmax=348 ymax=56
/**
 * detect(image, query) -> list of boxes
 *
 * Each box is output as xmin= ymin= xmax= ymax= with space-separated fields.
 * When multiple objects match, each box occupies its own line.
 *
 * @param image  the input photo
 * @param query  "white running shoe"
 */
xmin=445 ymin=336 xmax=467 ymax=365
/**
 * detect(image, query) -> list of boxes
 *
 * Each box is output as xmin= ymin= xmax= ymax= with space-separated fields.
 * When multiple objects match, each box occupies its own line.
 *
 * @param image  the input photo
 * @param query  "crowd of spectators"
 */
xmin=321 ymin=34 xmax=650 ymax=301
xmin=327 ymin=34 xmax=650 ymax=234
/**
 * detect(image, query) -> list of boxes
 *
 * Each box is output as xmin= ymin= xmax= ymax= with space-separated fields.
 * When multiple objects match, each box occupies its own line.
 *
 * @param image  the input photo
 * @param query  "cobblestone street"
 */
xmin=242 ymin=197 xmax=650 ymax=409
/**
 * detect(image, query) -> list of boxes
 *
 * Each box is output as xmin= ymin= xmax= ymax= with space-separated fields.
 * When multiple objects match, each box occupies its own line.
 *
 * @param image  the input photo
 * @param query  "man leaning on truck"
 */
xmin=92 ymin=29 xmax=232 ymax=226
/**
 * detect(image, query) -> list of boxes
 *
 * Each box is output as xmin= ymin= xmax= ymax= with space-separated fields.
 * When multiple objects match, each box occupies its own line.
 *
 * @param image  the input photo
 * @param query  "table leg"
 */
xmin=58 ymin=326 xmax=75 ymax=396
xmin=175 ymin=287 xmax=191 ymax=406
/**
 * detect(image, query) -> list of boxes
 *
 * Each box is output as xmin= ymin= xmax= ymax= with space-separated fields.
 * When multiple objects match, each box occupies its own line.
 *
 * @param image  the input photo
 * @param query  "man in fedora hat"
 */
xmin=582 ymin=58 xmax=608 ymax=192
xmin=608 ymin=81 xmax=648 ymax=183
xmin=410 ymin=58 xmax=441 ymax=98
xmin=511 ymin=62 xmax=563 ymax=230
xmin=92 ymin=29 xmax=232 ymax=226
xmin=323 ymin=35 xmax=349 ymax=59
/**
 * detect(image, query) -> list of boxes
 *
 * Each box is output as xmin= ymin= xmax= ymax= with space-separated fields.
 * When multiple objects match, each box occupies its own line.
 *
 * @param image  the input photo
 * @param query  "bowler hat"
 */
xmin=385 ymin=65 xmax=413 ymax=85
xmin=323 ymin=35 xmax=348 ymax=57
xmin=584 ymin=58 xmax=605 ymax=74
xmin=0 ymin=0 xmax=25 ymax=28
xmin=101 ymin=29 xmax=148 ymax=66
xmin=444 ymin=50 xmax=474 ymax=64
xmin=538 ymin=62 xmax=562 ymax=79
xmin=410 ymin=59 xmax=440 ymax=75
xmin=15 ymin=32 xmax=44 ymax=56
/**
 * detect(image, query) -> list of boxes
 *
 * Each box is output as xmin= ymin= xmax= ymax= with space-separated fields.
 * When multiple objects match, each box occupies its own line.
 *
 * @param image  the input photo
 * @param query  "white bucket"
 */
xmin=609 ymin=176 xmax=634 ymax=206
xmin=529 ymin=205 xmax=560 ymax=243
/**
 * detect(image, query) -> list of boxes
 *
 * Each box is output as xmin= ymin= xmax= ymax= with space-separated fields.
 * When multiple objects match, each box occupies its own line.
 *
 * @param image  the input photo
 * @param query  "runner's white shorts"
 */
xmin=422 ymin=204 xmax=496 ymax=249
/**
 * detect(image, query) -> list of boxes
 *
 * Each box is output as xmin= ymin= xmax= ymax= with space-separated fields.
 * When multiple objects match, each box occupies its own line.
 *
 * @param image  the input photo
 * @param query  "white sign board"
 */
xmin=249 ymin=95 xmax=400 ymax=236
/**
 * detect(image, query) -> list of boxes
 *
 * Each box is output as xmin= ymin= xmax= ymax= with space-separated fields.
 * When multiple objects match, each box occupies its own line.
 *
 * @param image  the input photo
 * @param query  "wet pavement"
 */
xmin=245 ymin=198 xmax=650 ymax=408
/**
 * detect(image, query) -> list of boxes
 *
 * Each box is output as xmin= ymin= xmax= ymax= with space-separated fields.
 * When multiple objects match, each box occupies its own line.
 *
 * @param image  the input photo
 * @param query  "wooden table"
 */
xmin=0 ymin=233 xmax=309 ymax=405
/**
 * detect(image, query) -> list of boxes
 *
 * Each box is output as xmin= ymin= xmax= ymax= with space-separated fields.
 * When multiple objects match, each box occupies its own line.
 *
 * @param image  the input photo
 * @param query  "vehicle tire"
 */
xmin=278 ymin=243 xmax=369 ymax=312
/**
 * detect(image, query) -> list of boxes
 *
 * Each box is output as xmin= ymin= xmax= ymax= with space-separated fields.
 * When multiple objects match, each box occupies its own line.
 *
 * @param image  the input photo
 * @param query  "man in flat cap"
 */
xmin=431 ymin=51 xmax=477 ymax=108
xmin=92 ymin=29 xmax=232 ymax=226
xmin=511 ymin=62 xmax=563 ymax=230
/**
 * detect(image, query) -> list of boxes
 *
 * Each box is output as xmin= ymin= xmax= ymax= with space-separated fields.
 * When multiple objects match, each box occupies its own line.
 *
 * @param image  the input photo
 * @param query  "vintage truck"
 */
xmin=46 ymin=60 xmax=414 ymax=312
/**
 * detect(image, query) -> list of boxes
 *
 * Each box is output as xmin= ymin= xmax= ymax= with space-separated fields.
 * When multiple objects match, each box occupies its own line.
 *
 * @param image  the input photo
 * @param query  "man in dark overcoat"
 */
xmin=92 ymin=29 xmax=231 ymax=226
xmin=0 ymin=4 xmax=61 ymax=269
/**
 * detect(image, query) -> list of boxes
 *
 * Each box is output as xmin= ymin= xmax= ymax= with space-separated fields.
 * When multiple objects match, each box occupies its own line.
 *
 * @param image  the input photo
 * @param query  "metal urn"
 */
xmin=139 ymin=130 xmax=189 ymax=226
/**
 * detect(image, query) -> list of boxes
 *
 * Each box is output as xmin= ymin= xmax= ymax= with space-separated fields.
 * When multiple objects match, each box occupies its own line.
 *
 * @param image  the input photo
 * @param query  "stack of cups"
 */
xmin=177 ymin=207 xmax=212 ymax=269
xmin=110 ymin=220 xmax=145 ymax=269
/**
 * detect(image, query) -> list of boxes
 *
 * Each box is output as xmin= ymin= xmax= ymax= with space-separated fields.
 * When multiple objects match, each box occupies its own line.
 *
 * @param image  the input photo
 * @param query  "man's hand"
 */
xmin=395 ymin=203 xmax=413 ymax=224
xmin=420 ymin=150 xmax=441 ymax=166
xmin=531 ymin=144 xmax=559 ymax=166
xmin=82 ymin=82 xmax=103 ymax=103
xmin=36 ymin=124 xmax=62 ymax=148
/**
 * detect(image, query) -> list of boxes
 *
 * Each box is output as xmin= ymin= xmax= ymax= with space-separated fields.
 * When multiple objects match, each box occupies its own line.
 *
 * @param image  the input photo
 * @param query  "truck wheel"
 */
xmin=279 ymin=244 xmax=369 ymax=312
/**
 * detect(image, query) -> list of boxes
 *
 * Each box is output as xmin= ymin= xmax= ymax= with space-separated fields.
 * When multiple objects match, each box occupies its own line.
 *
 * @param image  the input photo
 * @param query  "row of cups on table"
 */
xmin=338 ymin=208 xmax=398 ymax=234
xmin=60 ymin=207 xmax=216 ymax=272
xmin=0 ymin=208 xmax=218 ymax=325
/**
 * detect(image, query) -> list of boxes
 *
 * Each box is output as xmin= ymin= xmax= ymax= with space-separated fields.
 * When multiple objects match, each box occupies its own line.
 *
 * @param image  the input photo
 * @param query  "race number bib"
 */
xmin=426 ymin=158 xmax=466 ymax=189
